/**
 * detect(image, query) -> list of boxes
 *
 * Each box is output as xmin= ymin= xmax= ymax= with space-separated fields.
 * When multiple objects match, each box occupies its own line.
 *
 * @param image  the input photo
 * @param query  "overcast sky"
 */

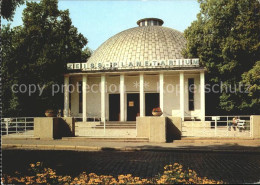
xmin=2 ymin=0 xmax=200 ymax=50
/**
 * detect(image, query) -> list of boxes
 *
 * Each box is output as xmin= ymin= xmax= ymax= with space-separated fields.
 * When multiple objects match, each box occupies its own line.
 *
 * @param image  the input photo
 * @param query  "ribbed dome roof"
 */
xmin=87 ymin=20 xmax=186 ymax=64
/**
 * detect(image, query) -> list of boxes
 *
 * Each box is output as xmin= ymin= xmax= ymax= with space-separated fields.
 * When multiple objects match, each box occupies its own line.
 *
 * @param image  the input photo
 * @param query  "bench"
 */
xmin=237 ymin=120 xmax=246 ymax=131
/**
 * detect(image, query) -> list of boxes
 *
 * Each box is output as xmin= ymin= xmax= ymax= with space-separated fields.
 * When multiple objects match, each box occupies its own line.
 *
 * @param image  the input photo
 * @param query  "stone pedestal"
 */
xmin=34 ymin=117 xmax=75 ymax=139
xmin=167 ymin=117 xmax=182 ymax=141
xmin=251 ymin=115 xmax=260 ymax=139
xmin=137 ymin=116 xmax=166 ymax=143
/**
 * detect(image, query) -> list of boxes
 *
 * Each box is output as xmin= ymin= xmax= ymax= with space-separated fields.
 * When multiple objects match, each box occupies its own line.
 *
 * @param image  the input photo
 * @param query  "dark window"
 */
xmin=141 ymin=22 xmax=145 ymax=26
xmin=147 ymin=21 xmax=151 ymax=26
xmin=145 ymin=93 xmax=159 ymax=116
xmin=188 ymin=78 xmax=194 ymax=111
xmin=78 ymin=81 xmax=82 ymax=113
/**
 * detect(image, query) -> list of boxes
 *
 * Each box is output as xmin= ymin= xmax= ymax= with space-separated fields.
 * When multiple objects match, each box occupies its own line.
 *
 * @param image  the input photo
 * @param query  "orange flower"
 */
xmin=30 ymin=164 xmax=35 ymax=168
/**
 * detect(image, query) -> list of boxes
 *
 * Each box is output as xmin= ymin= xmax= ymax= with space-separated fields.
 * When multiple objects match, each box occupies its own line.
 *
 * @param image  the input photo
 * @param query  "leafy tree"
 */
xmin=2 ymin=0 xmax=89 ymax=116
xmin=183 ymin=0 xmax=260 ymax=114
xmin=240 ymin=61 xmax=260 ymax=114
xmin=1 ymin=25 xmax=24 ymax=115
xmin=1 ymin=0 xmax=24 ymax=21
xmin=82 ymin=47 xmax=93 ymax=61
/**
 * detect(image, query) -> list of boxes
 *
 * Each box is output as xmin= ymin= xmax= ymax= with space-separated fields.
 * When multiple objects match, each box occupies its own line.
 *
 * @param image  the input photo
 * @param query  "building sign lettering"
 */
xmin=67 ymin=58 xmax=199 ymax=71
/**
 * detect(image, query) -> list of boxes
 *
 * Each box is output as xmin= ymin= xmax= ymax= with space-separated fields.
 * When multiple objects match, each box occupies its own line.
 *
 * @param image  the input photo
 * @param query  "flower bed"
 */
xmin=2 ymin=162 xmax=224 ymax=184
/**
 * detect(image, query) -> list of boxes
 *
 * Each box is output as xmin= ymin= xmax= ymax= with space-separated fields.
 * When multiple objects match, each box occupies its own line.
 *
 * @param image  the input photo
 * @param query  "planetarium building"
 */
xmin=65 ymin=18 xmax=206 ymax=126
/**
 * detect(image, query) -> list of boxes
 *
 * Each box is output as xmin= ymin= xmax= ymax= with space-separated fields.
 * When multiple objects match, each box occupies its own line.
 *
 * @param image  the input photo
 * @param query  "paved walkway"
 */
xmin=2 ymin=138 xmax=260 ymax=152
xmin=2 ymin=149 xmax=260 ymax=184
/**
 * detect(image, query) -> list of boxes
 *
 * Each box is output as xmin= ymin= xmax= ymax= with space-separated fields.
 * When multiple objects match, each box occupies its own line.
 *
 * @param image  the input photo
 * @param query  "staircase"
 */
xmin=75 ymin=121 xmax=138 ymax=138
xmin=62 ymin=136 xmax=149 ymax=142
xmin=96 ymin=121 xmax=136 ymax=129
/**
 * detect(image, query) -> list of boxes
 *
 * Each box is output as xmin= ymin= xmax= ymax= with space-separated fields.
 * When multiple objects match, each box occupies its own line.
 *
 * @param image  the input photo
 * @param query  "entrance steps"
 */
xmin=180 ymin=137 xmax=254 ymax=141
xmin=75 ymin=121 xmax=137 ymax=137
xmin=75 ymin=121 xmax=136 ymax=129
xmin=96 ymin=121 xmax=136 ymax=129
xmin=62 ymin=136 xmax=149 ymax=142
xmin=101 ymin=121 xmax=136 ymax=125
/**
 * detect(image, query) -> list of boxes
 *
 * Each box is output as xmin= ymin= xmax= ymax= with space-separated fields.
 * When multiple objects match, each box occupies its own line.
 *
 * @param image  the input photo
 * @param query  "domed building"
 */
xmin=65 ymin=18 xmax=206 ymax=134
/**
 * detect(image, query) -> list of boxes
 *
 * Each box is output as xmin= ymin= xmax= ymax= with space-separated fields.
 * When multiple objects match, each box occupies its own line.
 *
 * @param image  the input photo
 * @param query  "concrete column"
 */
xmin=180 ymin=72 xmax=185 ymax=121
xmin=82 ymin=75 xmax=87 ymax=122
xmin=120 ymin=74 xmax=125 ymax=121
xmin=64 ymin=75 xmax=69 ymax=117
xmin=140 ymin=73 xmax=145 ymax=117
xmin=159 ymin=73 xmax=164 ymax=113
xmin=200 ymin=71 xmax=205 ymax=121
xmin=101 ymin=75 xmax=106 ymax=122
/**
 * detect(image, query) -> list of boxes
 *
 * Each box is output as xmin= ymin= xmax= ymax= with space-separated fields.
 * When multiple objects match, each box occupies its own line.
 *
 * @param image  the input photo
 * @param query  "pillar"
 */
xmin=140 ymin=73 xmax=145 ymax=117
xmin=200 ymin=71 xmax=205 ymax=121
xmin=159 ymin=73 xmax=164 ymax=113
xmin=180 ymin=72 xmax=185 ymax=121
xmin=64 ymin=75 xmax=69 ymax=117
xmin=101 ymin=75 xmax=106 ymax=122
xmin=82 ymin=75 xmax=87 ymax=122
xmin=120 ymin=74 xmax=125 ymax=121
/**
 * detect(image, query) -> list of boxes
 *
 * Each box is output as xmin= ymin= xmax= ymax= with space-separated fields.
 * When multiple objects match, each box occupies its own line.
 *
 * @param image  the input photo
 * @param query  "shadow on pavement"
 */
xmin=120 ymin=142 xmax=260 ymax=153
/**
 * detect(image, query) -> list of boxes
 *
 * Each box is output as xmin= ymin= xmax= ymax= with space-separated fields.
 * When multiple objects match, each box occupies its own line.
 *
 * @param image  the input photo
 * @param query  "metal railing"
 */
xmin=73 ymin=117 xmax=101 ymax=122
xmin=182 ymin=115 xmax=251 ymax=137
xmin=73 ymin=116 xmax=102 ymax=136
xmin=73 ymin=117 xmax=137 ymax=137
xmin=1 ymin=117 xmax=34 ymax=136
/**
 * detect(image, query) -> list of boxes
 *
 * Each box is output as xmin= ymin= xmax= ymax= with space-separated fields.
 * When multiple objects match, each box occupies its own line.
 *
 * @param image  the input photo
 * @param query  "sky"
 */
xmin=2 ymin=0 xmax=200 ymax=50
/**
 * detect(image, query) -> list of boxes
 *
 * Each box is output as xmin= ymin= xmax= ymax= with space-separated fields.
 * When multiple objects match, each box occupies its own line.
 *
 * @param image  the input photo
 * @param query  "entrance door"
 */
xmin=127 ymin=93 xmax=140 ymax=121
xmin=109 ymin=94 xmax=120 ymax=121
xmin=145 ymin=93 xmax=159 ymax=116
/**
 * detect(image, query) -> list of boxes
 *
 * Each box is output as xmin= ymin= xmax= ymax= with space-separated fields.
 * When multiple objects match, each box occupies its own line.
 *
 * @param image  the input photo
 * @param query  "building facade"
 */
xmin=64 ymin=18 xmax=206 ymax=122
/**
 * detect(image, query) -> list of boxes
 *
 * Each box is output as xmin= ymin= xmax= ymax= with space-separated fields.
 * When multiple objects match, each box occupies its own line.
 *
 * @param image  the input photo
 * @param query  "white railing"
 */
xmin=1 ymin=117 xmax=34 ymax=136
xmin=182 ymin=115 xmax=251 ymax=137
xmin=73 ymin=116 xmax=102 ymax=136
xmin=73 ymin=117 xmax=101 ymax=122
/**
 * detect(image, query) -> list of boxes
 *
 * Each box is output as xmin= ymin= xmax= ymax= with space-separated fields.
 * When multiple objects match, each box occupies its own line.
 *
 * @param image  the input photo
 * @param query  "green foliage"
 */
xmin=1 ymin=25 xmax=23 ymax=115
xmin=240 ymin=61 xmax=260 ymax=113
xmin=2 ymin=0 xmax=89 ymax=116
xmin=183 ymin=0 xmax=260 ymax=114
xmin=0 ymin=0 xmax=24 ymax=21
xmin=82 ymin=47 xmax=94 ymax=61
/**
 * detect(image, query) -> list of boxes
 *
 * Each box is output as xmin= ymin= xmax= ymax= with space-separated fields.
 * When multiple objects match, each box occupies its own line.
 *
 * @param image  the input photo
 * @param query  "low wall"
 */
xmin=34 ymin=117 xmax=75 ymax=139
